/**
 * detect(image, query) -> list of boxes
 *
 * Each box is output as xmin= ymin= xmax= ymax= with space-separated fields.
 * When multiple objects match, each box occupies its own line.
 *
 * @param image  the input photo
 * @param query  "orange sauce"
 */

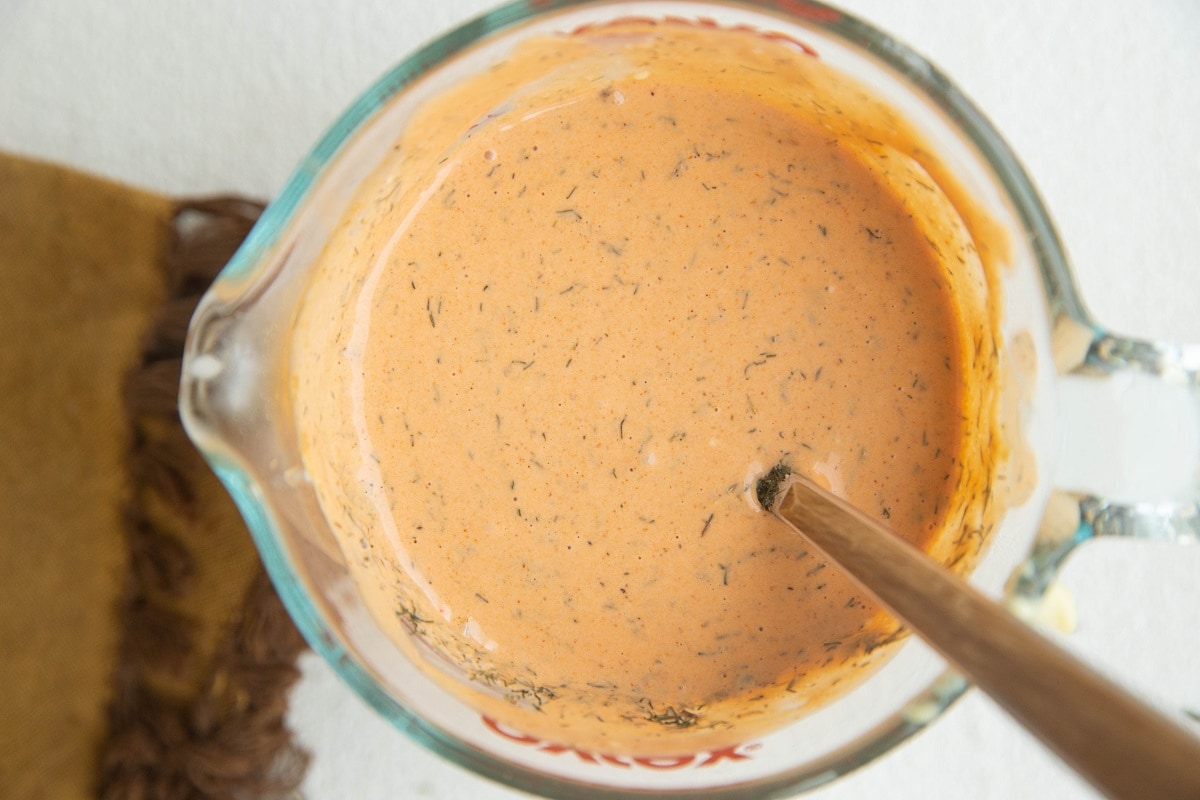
xmin=291 ymin=20 xmax=1003 ymax=754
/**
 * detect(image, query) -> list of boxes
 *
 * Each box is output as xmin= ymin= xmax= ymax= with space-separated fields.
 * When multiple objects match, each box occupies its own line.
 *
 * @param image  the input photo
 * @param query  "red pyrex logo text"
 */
xmin=482 ymin=716 xmax=759 ymax=769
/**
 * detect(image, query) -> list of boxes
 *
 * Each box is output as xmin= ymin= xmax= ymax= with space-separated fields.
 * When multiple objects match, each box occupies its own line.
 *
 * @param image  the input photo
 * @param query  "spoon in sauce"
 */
xmin=756 ymin=464 xmax=1200 ymax=800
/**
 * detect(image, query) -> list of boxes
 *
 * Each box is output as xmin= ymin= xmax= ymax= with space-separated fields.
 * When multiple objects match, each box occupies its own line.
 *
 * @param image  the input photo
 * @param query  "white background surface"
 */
xmin=3 ymin=2 xmax=1198 ymax=798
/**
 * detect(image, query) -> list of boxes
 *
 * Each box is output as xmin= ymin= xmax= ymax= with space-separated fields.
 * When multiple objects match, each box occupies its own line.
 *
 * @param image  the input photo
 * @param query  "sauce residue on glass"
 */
xmin=291 ymin=19 xmax=1006 ymax=755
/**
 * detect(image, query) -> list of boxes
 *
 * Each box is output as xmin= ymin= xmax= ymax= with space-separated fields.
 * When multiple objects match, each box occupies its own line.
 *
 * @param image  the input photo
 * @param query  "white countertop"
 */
xmin=4 ymin=2 xmax=1197 ymax=798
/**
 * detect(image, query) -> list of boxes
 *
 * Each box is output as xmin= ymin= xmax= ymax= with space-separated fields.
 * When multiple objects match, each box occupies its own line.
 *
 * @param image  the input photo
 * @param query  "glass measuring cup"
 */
xmin=179 ymin=0 xmax=1199 ymax=796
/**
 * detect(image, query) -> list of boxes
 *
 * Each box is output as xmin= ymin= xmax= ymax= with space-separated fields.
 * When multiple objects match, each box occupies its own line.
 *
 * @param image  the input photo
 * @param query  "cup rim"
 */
xmin=181 ymin=0 xmax=1078 ymax=796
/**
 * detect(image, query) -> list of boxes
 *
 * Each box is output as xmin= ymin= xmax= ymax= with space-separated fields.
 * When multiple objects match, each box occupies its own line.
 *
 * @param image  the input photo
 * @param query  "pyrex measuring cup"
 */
xmin=179 ymin=1 xmax=1199 ymax=796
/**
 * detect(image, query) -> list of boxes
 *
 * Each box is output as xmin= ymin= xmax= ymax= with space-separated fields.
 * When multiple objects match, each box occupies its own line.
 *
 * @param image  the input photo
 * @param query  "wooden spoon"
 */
xmin=756 ymin=466 xmax=1200 ymax=800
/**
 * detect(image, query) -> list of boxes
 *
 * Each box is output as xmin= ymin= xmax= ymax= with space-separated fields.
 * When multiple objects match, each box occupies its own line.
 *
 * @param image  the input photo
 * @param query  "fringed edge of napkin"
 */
xmin=98 ymin=198 xmax=311 ymax=800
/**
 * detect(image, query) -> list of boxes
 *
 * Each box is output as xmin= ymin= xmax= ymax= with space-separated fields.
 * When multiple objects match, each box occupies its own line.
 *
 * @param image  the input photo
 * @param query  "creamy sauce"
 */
xmin=292 ymin=20 xmax=1004 ymax=754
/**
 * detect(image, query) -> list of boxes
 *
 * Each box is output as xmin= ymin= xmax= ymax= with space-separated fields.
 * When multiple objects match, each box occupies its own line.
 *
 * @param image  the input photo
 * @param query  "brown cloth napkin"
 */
xmin=0 ymin=152 xmax=308 ymax=800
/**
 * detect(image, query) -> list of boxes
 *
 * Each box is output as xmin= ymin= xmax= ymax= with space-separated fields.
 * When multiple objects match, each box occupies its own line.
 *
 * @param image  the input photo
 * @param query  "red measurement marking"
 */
xmin=482 ymin=716 xmax=757 ymax=769
xmin=566 ymin=14 xmax=820 ymax=58
xmin=774 ymin=0 xmax=842 ymax=23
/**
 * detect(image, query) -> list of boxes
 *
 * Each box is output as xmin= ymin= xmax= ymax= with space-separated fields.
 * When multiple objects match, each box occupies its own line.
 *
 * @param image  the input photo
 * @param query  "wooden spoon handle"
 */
xmin=772 ymin=475 xmax=1200 ymax=800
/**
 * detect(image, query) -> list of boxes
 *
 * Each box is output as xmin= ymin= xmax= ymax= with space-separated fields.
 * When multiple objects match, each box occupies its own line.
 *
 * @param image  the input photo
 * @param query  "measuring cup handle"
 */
xmin=1013 ymin=318 xmax=1200 ymax=604
xmin=1066 ymin=326 xmax=1199 ymax=542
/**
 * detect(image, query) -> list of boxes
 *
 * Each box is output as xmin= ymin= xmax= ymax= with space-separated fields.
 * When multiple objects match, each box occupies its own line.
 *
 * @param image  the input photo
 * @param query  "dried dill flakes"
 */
xmin=863 ymin=626 xmax=908 ymax=655
xmin=471 ymin=670 xmax=559 ymax=710
xmin=395 ymin=601 xmax=431 ymax=632
xmin=755 ymin=462 xmax=792 ymax=510
xmin=742 ymin=351 xmax=777 ymax=378
xmin=643 ymin=703 xmax=700 ymax=728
